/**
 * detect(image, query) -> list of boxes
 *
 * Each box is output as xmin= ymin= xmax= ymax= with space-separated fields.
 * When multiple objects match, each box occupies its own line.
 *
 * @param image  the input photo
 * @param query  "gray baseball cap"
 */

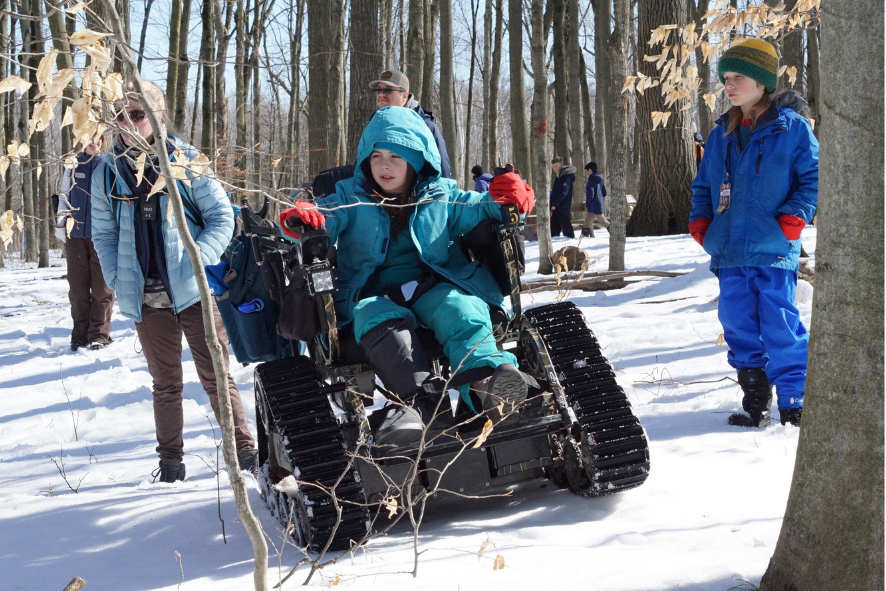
xmin=369 ymin=70 xmax=409 ymax=94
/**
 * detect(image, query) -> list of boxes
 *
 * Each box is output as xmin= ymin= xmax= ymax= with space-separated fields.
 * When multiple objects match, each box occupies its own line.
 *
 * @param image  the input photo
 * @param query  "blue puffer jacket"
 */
xmin=585 ymin=171 xmax=606 ymax=214
xmin=690 ymin=92 xmax=818 ymax=271
xmin=316 ymin=106 xmax=509 ymax=327
xmin=90 ymin=137 xmax=234 ymax=322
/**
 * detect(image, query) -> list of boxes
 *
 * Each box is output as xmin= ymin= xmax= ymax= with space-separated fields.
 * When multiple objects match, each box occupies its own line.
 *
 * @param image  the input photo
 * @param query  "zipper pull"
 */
xmin=756 ymin=139 xmax=764 ymax=174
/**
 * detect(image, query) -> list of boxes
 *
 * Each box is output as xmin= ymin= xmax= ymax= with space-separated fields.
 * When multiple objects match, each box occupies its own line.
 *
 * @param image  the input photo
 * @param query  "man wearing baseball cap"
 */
xmin=369 ymin=70 xmax=452 ymax=178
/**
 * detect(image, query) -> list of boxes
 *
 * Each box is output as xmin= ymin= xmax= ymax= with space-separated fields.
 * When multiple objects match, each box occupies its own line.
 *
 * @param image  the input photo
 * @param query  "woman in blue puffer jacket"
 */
xmin=689 ymin=39 xmax=818 ymax=429
xmin=91 ymin=81 xmax=257 ymax=482
xmin=279 ymin=106 xmax=534 ymax=447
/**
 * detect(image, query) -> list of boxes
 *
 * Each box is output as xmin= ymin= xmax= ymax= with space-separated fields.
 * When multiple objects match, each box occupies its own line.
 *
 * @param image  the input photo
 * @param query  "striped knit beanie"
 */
xmin=717 ymin=39 xmax=779 ymax=93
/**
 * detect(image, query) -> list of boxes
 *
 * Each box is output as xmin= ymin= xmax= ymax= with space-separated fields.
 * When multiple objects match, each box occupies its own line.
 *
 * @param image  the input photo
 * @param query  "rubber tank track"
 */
xmin=256 ymin=356 xmax=370 ymax=552
xmin=524 ymin=301 xmax=650 ymax=495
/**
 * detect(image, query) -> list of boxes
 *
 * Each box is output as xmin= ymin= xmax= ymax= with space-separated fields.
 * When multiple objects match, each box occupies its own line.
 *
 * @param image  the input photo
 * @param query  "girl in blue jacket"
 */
xmin=91 ymin=81 xmax=257 ymax=481
xmin=280 ymin=106 xmax=534 ymax=446
xmin=689 ymin=39 xmax=818 ymax=428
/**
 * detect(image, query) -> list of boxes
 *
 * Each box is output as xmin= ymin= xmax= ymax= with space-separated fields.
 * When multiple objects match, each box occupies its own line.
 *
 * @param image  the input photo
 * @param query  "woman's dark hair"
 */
xmin=725 ymin=89 xmax=773 ymax=136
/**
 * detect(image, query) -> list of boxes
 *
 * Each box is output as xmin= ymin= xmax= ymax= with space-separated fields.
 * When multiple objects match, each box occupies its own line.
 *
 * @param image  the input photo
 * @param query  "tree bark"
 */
xmin=806 ymin=24 xmax=820 ymax=133
xmin=462 ymin=0 xmax=480 ymax=187
xmin=234 ymin=0 xmax=248 ymax=182
xmin=578 ymin=50 xmax=595 ymax=163
xmin=565 ymin=0 xmax=586 ymax=213
xmin=421 ymin=0 xmax=438 ymax=112
xmin=551 ymin=0 xmax=568 ymax=161
xmin=214 ymin=0 xmax=234 ymax=156
xmin=173 ymin=0 xmax=192 ymax=131
xmin=347 ymin=0 xmax=381 ymax=162
xmin=480 ymin=0 xmax=491 ymax=167
xmin=529 ymin=0 xmax=553 ymax=274
xmin=307 ymin=0 xmax=345 ymax=174
xmin=627 ymin=0 xmax=694 ymax=236
xmin=689 ymin=0 xmax=713 ymax=141
xmin=507 ymin=0 xmax=530 ymax=182
xmin=199 ymin=0 xmax=216 ymax=153
xmin=166 ymin=0 xmax=182 ymax=118
xmin=406 ymin=0 xmax=425 ymax=100
xmin=606 ymin=0 xmax=628 ymax=271
xmin=439 ymin=0 xmax=458 ymax=176
xmin=99 ymin=2 xmax=270 ymax=588
xmin=591 ymin=0 xmax=610 ymax=169
xmin=136 ymin=0 xmax=155 ymax=72
xmin=759 ymin=2 xmax=884 ymax=588
xmin=487 ymin=0 xmax=503 ymax=168
xmin=43 ymin=0 xmax=74 ymax=156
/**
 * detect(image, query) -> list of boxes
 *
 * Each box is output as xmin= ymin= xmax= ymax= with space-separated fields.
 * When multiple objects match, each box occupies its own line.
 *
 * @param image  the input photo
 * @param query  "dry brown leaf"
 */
xmin=102 ymin=72 xmax=123 ymax=101
xmin=0 ymin=75 xmax=32 ymax=95
xmin=147 ymin=176 xmax=166 ymax=198
xmin=271 ymin=157 xmax=282 ymax=168
xmin=36 ymin=49 xmax=58 ymax=96
xmin=68 ymin=29 xmax=113 ymax=46
xmin=81 ymin=43 xmax=111 ymax=75
xmin=63 ymin=155 xmax=78 ymax=170
xmin=330 ymin=576 xmax=341 ymax=586
xmin=65 ymin=1 xmax=88 ymax=14
xmin=472 ymin=419 xmax=494 ymax=449
xmin=716 ymin=334 xmax=725 ymax=347
xmin=0 ymin=155 xmax=9 ymax=176
xmin=36 ymin=163 xmax=42 ymax=181
xmin=650 ymin=111 xmax=672 ymax=131
xmin=135 ymin=152 xmax=146 ymax=187
xmin=65 ymin=216 xmax=75 ymax=238
xmin=477 ymin=538 xmax=491 ymax=561
xmin=493 ymin=555 xmax=505 ymax=571
xmin=383 ymin=496 xmax=398 ymax=519
xmin=47 ymin=69 xmax=75 ymax=98
xmin=189 ymin=153 xmax=210 ymax=176
xmin=60 ymin=105 xmax=73 ymax=128
xmin=16 ymin=141 xmax=30 ymax=158
xmin=30 ymin=97 xmax=60 ymax=135
xmin=621 ymin=75 xmax=636 ymax=94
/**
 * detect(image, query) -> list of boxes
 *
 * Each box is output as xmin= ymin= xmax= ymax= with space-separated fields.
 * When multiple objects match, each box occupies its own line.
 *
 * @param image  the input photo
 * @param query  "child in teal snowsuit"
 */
xmin=280 ymin=106 xmax=534 ymax=445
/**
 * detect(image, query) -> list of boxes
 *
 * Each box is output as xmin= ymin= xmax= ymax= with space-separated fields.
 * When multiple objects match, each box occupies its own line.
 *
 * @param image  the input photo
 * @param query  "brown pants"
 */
xmin=582 ymin=213 xmax=610 ymax=237
xmin=135 ymin=301 xmax=255 ymax=462
xmin=66 ymin=237 xmax=114 ymax=344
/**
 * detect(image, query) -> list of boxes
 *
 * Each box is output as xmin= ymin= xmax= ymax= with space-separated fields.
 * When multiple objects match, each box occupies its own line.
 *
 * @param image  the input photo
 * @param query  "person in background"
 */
xmin=471 ymin=165 xmax=493 ymax=192
xmin=693 ymin=132 xmax=705 ymax=168
xmin=549 ymin=156 xmax=576 ymax=238
xmin=90 ymin=81 xmax=257 ymax=482
xmin=369 ymin=69 xmax=452 ymax=179
xmin=689 ymin=39 xmax=818 ymax=428
xmin=582 ymin=162 xmax=610 ymax=238
xmin=54 ymin=135 xmax=115 ymax=351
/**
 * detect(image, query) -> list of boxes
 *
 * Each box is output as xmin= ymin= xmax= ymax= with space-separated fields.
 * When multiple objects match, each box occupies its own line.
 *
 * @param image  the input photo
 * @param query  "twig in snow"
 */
xmin=49 ymin=446 xmax=87 ymax=493
xmin=58 ymin=366 xmax=81 ymax=441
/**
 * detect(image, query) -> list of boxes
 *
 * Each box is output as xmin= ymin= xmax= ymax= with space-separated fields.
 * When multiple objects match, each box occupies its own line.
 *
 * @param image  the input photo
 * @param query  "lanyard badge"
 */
xmin=717 ymin=179 xmax=731 ymax=214
xmin=140 ymin=193 xmax=157 ymax=220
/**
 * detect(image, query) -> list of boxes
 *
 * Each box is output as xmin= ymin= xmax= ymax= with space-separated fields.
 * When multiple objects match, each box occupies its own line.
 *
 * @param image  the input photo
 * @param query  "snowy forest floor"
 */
xmin=0 ymin=228 xmax=816 ymax=591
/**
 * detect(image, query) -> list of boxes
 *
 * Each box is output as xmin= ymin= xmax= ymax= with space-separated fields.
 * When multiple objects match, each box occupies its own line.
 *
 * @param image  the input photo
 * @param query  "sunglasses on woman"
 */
xmin=374 ymin=88 xmax=404 ymax=95
xmin=115 ymin=109 xmax=147 ymax=123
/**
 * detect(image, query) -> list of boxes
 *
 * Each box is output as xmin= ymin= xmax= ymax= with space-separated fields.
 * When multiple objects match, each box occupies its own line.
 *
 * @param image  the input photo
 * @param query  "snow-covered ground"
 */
xmin=0 ymin=229 xmax=815 ymax=591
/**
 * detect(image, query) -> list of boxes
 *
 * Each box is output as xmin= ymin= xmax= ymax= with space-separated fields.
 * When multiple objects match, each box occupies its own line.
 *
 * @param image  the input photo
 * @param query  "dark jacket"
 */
xmin=404 ymin=95 xmax=451 ymax=179
xmin=473 ymin=173 xmax=493 ymax=193
xmin=550 ymin=165 xmax=576 ymax=210
xmin=585 ymin=171 xmax=607 ymax=214
xmin=60 ymin=152 xmax=105 ymax=239
xmin=689 ymin=91 xmax=818 ymax=272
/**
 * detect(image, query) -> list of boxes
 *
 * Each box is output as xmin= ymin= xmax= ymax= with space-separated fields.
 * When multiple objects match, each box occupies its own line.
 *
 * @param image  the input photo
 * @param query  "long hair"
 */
xmin=725 ymin=89 xmax=773 ymax=136
xmin=361 ymin=159 xmax=418 ymax=236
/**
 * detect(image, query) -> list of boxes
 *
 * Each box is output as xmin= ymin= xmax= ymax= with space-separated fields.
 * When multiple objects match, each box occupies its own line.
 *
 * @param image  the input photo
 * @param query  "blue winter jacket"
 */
xmin=315 ymin=106 xmax=509 ymax=327
xmin=90 ymin=138 xmax=234 ymax=322
xmin=550 ymin=165 xmax=576 ymax=210
xmin=585 ymin=171 xmax=606 ymax=215
xmin=689 ymin=92 xmax=818 ymax=272
xmin=65 ymin=152 xmax=105 ymax=239
xmin=473 ymin=173 xmax=493 ymax=193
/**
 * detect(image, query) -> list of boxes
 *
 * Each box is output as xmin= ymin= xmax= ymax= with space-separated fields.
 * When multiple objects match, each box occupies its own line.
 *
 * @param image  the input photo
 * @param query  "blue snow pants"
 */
xmin=717 ymin=266 xmax=808 ymax=409
xmin=353 ymin=282 xmax=517 ymax=403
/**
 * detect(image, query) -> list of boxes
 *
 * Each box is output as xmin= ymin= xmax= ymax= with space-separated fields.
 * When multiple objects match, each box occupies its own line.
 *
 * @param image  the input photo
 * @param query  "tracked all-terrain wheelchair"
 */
xmin=241 ymin=181 xmax=650 ymax=553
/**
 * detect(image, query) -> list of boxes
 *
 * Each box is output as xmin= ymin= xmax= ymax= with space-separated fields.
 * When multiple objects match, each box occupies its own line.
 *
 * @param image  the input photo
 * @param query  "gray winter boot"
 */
xmin=470 ymin=364 xmax=529 ymax=424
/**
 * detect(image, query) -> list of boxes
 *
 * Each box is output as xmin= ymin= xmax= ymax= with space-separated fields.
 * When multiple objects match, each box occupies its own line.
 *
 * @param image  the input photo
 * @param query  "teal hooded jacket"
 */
xmin=316 ymin=106 xmax=509 ymax=327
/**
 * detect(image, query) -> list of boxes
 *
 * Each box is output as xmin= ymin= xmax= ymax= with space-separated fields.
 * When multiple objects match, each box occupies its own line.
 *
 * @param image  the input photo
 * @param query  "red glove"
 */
xmin=280 ymin=201 xmax=324 ymax=239
xmin=489 ymin=172 xmax=532 ymax=215
xmin=688 ymin=218 xmax=712 ymax=247
xmin=777 ymin=214 xmax=805 ymax=240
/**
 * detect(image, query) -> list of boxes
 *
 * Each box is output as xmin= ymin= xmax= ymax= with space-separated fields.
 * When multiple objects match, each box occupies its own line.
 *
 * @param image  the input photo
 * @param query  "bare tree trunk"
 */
xmin=166 ymin=0 xmax=182 ymax=117
xmin=406 ymin=0 xmax=425 ymax=100
xmin=606 ymin=0 xmax=628 ymax=271
xmin=487 ymin=0 xmax=503 ymax=167
xmin=806 ymin=24 xmax=820 ymax=133
xmin=43 ymin=0 xmax=74 ymax=155
xmin=760 ymin=2 xmax=884 ymax=589
xmin=627 ymin=0 xmax=694 ymax=236
xmin=480 ymin=0 xmax=491 ymax=167
xmin=214 ymin=0 xmax=234 ymax=157
xmin=190 ymin=61 xmax=201 ymax=143
xmin=234 ymin=0 xmax=248 ymax=182
xmin=508 ymin=0 xmax=531 ymax=182
xmin=439 ymin=0 xmax=457 ymax=175
xmin=173 ymin=0 xmax=192 ymax=131
xmin=565 ymin=0 xmax=585 ymax=214
xmin=347 ymin=0 xmax=381 ymax=162
xmin=591 ymin=0 xmax=610 ymax=169
xmin=421 ymin=0 xmax=438 ymax=112
xmin=199 ymin=0 xmax=216 ymax=153
xmin=100 ymin=3 xmax=270 ymax=588
xmin=551 ymin=0 xmax=568 ymax=161
xmin=307 ymin=0 xmax=346 ymax=174
xmin=461 ymin=0 xmax=480 ymax=187
xmin=530 ymin=0 xmax=553 ymax=274
xmin=136 ymin=0 xmax=155 ymax=72
xmin=285 ymin=0 xmax=304 ymax=190
xmin=578 ymin=50 xmax=595 ymax=163
xmin=18 ymin=0 xmax=37 ymax=262
xmin=382 ymin=0 xmax=394 ymax=68
xmin=689 ymin=0 xmax=713 ymax=141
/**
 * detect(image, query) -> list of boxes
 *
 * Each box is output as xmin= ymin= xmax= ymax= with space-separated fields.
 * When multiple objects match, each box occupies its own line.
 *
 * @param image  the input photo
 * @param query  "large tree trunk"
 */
xmin=579 ymin=50 xmax=595 ymax=163
xmin=173 ymin=0 xmax=192 ymax=131
xmin=507 ymin=0 xmax=531 ymax=182
xmin=44 ymin=0 xmax=74 ymax=156
xmin=438 ymin=0 xmax=457 ymax=181
xmin=550 ymin=0 xmax=568 ymax=161
xmin=421 ymin=0 xmax=438 ymax=112
xmin=565 ymin=0 xmax=585 ymax=215
xmin=214 ymin=0 xmax=234 ymax=157
xmin=347 ymin=0 xmax=380 ymax=162
xmin=234 ymin=0 xmax=248 ymax=181
xmin=199 ymin=0 xmax=216 ymax=153
xmin=18 ymin=0 xmax=37 ymax=262
xmin=759 ymin=2 xmax=884 ymax=589
xmin=591 ymin=0 xmax=610 ymax=170
xmin=626 ymin=0 xmax=694 ymax=236
xmin=307 ymin=0 xmax=346 ymax=174
xmin=285 ymin=0 xmax=305 ymax=190
xmin=461 ymin=0 xmax=480 ymax=187
xmin=529 ymin=0 xmax=553 ymax=274
xmin=405 ymin=0 xmax=425 ymax=100
xmin=606 ymin=0 xmax=628 ymax=271
xmin=166 ymin=0 xmax=182 ymax=117
xmin=480 ymin=0 xmax=491 ymax=167
xmin=486 ymin=0 xmax=503 ymax=168
xmin=382 ymin=0 xmax=394 ymax=68
xmin=690 ymin=0 xmax=713 ymax=141
xmin=806 ymin=24 xmax=820 ymax=133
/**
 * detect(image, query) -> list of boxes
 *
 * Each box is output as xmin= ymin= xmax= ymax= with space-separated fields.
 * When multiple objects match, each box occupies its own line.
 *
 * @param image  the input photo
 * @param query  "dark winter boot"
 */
xmin=470 ymin=364 xmax=529 ymax=424
xmin=779 ymin=408 xmax=802 ymax=427
xmin=728 ymin=368 xmax=773 ymax=428
xmin=580 ymin=227 xmax=592 ymax=238
xmin=237 ymin=448 xmax=259 ymax=476
xmin=373 ymin=386 xmax=456 ymax=448
xmin=152 ymin=459 xmax=186 ymax=483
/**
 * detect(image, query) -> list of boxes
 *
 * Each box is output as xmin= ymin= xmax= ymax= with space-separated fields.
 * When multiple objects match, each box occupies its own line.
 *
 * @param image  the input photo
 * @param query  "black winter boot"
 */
xmin=152 ymin=460 xmax=186 ymax=483
xmin=779 ymin=408 xmax=802 ymax=427
xmin=373 ymin=386 xmax=456 ymax=448
xmin=728 ymin=368 xmax=773 ymax=428
xmin=470 ymin=364 xmax=529 ymax=424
